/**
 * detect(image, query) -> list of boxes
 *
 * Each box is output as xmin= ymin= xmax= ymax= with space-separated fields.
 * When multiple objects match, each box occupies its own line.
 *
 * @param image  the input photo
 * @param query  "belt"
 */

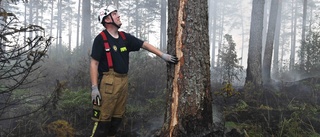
xmin=102 ymin=69 xmax=127 ymax=77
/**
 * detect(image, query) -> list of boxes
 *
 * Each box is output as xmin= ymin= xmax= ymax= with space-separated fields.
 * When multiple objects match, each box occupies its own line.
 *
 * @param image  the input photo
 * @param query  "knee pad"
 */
xmin=107 ymin=117 xmax=122 ymax=136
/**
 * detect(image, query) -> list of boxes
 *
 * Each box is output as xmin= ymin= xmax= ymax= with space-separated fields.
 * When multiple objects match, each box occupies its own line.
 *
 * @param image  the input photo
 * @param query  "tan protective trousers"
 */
xmin=92 ymin=69 xmax=128 ymax=122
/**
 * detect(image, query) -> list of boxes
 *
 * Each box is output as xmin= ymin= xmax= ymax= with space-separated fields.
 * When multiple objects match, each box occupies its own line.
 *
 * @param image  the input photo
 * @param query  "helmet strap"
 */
xmin=106 ymin=16 xmax=120 ymax=28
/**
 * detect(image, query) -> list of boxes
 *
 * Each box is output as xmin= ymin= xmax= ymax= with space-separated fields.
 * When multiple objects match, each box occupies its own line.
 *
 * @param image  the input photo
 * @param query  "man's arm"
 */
xmin=90 ymin=58 xmax=99 ymax=86
xmin=141 ymin=41 xmax=178 ymax=64
xmin=141 ymin=41 xmax=163 ymax=57
xmin=90 ymin=57 xmax=101 ymax=105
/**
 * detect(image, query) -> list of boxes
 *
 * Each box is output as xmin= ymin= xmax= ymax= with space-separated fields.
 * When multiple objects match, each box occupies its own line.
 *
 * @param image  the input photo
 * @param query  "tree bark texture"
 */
xmin=160 ymin=0 xmax=223 ymax=137
xmin=246 ymin=0 xmax=264 ymax=86
xmin=262 ymin=0 xmax=279 ymax=84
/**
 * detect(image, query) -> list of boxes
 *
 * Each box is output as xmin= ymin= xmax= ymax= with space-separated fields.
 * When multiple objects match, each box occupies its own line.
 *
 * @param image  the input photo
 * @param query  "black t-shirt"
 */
xmin=91 ymin=30 xmax=143 ymax=75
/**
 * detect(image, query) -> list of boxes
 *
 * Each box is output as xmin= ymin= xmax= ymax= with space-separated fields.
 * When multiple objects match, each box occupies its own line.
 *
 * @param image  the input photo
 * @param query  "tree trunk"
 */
xmin=40 ymin=0 xmax=44 ymax=26
xmin=24 ymin=2 xmax=27 ymax=43
xmin=113 ymin=0 xmax=119 ymax=8
xmin=57 ymin=0 xmax=62 ymax=52
xmin=160 ymin=0 xmax=167 ymax=51
xmin=262 ymin=0 xmax=279 ymax=85
xmin=134 ymin=0 xmax=139 ymax=37
xmin=280 ymin=22 xmax=286 ymax=73
xmin=240 ymin=1 xmax=245 ymax=66
xmin=160 ymin=0 xmax=223 ymax=136
xmin=272 ymin=0 xmax=282 ymax=79
xmin=209 ymin=0 xmax=217 ymax=68
xmin=76 ymin=0 xmax=81 ymax=48
xmin=50 ymin=0 xmax=53 ymax=37
xmin=245 ymin=0 xmax=264 ymax=86
xmin=300 ymin=0 xmax=307 ymax=69
xmin=28 ymin=1 xmax=33 ymax=38
xmin=48 ymin=0 xmax=54 ymax=55
xmin=306 ymin=6 xmax=313 ymax=72
xmin=216 ymin=3 xmax=225 ymax=68
xmin=262 ymin=0 xmax=270 ymax=61
xmin=82 ymin=0 xmax=91 ymax=54
xmin=289 ymin=0 xmax=297 ymax=70
xmin=68 ymin=3 xmax=72 ymax=51
xmin=35 ymin=0 xmax=39 ymax=26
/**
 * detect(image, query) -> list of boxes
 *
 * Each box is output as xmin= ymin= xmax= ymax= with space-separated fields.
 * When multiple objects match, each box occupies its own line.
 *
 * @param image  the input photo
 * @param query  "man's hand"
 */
xmin=161 ymin=53 xmax=178 ymax=64
xmin=91 ymin=85 xmax=101 ymax=106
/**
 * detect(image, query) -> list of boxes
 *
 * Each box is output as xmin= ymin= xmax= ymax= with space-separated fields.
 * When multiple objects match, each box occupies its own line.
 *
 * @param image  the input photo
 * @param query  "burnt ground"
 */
xmin=219 ymin=77 xmax=320 ymax=137
xmin=115 ymin=77 xmax=320 ymax=137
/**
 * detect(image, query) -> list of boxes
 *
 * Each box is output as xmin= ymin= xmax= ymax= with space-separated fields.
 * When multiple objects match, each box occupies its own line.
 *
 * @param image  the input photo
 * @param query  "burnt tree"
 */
xmin=159 ymin=0 xmax=223 ymax=136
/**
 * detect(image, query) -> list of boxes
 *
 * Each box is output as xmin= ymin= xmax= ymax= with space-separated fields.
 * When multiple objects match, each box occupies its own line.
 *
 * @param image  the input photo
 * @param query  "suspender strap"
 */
xmin=100 ymin=31 xmax=113 ymax=68
xmin=119 ymin=31 xmax=126 ymax=40
xmin=99 ymin=31 xmax=126 ymax=69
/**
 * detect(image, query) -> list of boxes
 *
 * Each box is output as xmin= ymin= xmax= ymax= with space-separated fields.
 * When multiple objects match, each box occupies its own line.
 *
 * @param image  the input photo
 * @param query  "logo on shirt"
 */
xmin=113 ymin=45 xmax=117 ymax=52
xmin=120 ymin=47 xmax=127 ymax=52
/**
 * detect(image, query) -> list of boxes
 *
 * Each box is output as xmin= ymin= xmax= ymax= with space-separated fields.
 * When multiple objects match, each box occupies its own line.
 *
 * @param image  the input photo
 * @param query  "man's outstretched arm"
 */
xmin=142 ymin=41 xmax=178 ymax=64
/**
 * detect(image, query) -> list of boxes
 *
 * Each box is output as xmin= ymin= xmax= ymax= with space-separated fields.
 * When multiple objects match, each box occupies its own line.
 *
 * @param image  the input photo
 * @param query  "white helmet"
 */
xmin=98 ymin=5 xmax=117 ymax=24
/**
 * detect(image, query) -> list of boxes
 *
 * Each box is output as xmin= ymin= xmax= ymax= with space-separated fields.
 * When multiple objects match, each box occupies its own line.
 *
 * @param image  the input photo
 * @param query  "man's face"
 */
xmin=106 ymin=11 xmax=122 ymax=27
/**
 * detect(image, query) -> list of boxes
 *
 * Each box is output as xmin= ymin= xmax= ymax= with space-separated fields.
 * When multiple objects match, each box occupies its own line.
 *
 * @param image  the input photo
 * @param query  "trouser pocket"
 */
xmin=100 ymin=74 xmax=114 ymax=94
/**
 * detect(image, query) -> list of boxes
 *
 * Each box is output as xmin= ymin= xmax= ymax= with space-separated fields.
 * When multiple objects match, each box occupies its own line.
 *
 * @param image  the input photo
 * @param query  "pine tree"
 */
xmin=218 ymin=34 xmax=243 ymax=84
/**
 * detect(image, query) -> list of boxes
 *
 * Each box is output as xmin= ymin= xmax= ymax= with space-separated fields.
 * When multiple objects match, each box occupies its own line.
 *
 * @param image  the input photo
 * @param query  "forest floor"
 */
xmin=219 ymin=77 xmax=320 ymax=137
xmin=116 ymin=77 xmax=320 ymax=137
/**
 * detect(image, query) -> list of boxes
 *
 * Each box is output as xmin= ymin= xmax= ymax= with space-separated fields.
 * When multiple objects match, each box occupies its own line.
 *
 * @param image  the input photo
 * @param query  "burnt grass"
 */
xmin=116 ymin=77 xmax=320 ymax=137
xmin=213 ymin=77 xmax=320 ymax=137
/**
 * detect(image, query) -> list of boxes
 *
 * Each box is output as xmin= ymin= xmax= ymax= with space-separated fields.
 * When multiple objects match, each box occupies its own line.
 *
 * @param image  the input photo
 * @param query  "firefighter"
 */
xmin=90 ymin=5 xmax=178 ymax=137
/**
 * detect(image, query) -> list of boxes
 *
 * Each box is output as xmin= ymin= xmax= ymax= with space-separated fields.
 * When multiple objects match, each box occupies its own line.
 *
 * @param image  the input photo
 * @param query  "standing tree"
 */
xmin=272 ymin=0 xmax=282 ymax=78
xmin=218 ymin=34 xmax=243 ymax=84
xmin=160 ymin=0 xmax=167 ymax=51
xmin=246 ymin=0 xmax=265 ymax=87
xmin=303 ymin=28 xmax=320 ymax=73
xmin=56 ymin=0 xmax=62 ymax=51
xmin=160 ymin=0 xmax=223 ymax=136
xmin=209 ymin=0 xmax=217 ymax=68
xmin=289 ymin=0 xmax=298 ymax=70
xmin=82 ymin=0 xmax=91 ymax=54
xmin=300 ymin=0 xmax=307 ymax=70
xmin=262 ymin=0 xmax=279 ymax=85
